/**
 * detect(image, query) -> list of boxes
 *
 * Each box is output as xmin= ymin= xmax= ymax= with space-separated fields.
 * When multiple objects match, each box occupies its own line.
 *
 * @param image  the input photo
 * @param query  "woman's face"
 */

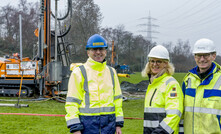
xmin=149 ymin=58 xmax=167 ymax=75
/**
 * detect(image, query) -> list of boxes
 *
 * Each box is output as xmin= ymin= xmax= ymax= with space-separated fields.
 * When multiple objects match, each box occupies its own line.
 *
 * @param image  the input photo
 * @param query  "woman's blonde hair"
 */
xmin=141 ymin=60 xmax=175 ymax=77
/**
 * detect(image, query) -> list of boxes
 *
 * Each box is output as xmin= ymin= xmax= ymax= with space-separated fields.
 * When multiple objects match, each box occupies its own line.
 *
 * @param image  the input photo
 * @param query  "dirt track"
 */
xmin=120 ymin=80 xmax=149 ymax=98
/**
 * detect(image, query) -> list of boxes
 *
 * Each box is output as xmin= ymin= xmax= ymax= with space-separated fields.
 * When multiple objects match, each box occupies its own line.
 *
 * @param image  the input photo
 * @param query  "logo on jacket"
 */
xmin=169 ymin=87 xmax=177 ymax=98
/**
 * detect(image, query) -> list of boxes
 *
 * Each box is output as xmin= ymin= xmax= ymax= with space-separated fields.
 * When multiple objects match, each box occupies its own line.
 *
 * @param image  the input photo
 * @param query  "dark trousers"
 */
xmin=80 ymin=114 xmax=116 ymax=134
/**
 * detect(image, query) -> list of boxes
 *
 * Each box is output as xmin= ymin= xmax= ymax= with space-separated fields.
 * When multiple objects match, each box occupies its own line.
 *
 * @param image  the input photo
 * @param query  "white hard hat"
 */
xmin=193 ymin=38 xmax=216 ymax=54
xmin=148 ymin=45 xmax=170 ymax=60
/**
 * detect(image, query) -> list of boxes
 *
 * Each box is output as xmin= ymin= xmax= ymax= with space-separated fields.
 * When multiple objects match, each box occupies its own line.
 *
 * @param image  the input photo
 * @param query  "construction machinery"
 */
xmin=0 ymin=0 xmax=129 ymax=103
xmin=35 ymin=0 xmax=72 ymax=102
xmin=110 ymin=41 xmax=130 ymax=77
xmin=0 ymin=53 xmax=38 ymax=97
xmin=0 ymin=0 xmax=72 ymax=103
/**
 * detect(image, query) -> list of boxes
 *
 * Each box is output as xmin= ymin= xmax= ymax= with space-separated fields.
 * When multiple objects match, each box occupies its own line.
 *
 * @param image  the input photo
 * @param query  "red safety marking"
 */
xmin=124 ymin=117 xmax=143 ymax=120
xmin=0 ymin=113 xmax=65 ymax=117
xmin=0 ymin=113 xmax=144 ymax=120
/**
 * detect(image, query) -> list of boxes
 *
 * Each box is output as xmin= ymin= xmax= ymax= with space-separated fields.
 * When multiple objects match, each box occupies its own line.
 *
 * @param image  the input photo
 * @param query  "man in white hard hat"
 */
xmin=182 ymin=38 xmax=221 ymax=134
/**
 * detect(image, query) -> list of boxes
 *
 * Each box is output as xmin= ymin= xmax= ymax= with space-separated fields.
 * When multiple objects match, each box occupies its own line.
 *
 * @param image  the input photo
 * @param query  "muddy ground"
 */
xmin=120 ymin=80 xmax=149 ymax=98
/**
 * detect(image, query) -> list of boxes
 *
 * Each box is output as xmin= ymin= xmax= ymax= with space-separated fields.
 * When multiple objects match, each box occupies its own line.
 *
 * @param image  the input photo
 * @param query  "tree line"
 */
xmin=0 ymin=0 xmax=38 ymax=57
xmin=0 ymin=0 xmax=220 ymax=72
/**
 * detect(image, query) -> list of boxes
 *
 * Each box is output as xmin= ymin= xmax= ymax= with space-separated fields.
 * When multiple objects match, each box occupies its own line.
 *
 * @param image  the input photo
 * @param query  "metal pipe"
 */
xmin=0 ymin=104 xmax=29 ymax=107
xmin=38 ymin=0 xmax=44 ymax=97
xmin=55 ymin=0 xmax=58 ymax=61
xmin=117 ymin=73 xmax=130 ymax=78
xmin=19 ymin=14 xmax=22 ymax=61
xmin=40 ymin=0 xmax=44 ymax=59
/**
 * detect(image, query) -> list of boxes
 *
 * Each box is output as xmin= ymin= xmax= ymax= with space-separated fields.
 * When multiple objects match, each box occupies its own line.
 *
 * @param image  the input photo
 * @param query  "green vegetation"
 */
xmin=119 ymin=72 xmax=148 ymax=84
xmin=0 ymin=73 xmax=186 ymax=134
xmin=173 ymin=73 xmax=186 ymax=85
xmin=121 ymin=99 xmax=144 ymax=134
xmin=0 ymin=99 xmax=144 ymax=134
xmin=120 ymin=72 xmax=186 ymax=86
xmin=0 ymin=100 xmax=69 ymax=134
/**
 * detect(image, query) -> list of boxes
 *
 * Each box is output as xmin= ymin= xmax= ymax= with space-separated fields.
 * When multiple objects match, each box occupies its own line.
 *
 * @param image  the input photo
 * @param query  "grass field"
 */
xmin=0 ymin=72 xmax=186 ymax=134
xmin=120 ymin=72 xmax=186 ymax=85
xmin=0 ymin=99 xmax=144 ymax=134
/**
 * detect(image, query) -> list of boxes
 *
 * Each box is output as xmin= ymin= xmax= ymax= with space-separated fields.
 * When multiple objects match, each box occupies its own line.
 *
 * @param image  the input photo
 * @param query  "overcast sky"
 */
xmin=2 ymin=0 xmax=221 ymax=55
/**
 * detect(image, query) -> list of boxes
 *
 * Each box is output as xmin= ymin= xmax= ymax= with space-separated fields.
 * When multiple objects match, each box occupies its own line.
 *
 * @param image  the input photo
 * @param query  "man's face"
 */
xmin=194 ymin=53 xmax=216 ymax=73
xmin=87 ymin=47 xmax=107 ymax=63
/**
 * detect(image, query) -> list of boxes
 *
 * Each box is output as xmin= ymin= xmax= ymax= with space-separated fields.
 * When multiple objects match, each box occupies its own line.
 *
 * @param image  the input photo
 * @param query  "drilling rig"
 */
xmin=0 ymin=0 xmax=72 ymax=103
xmin=36 ymin=0 xmax=72 ymax=102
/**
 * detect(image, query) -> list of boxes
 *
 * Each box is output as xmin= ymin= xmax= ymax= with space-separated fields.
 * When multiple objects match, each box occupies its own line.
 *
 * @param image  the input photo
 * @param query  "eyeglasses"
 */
xmin=149 ymin=60 xmax=164 ymax=64
xmin=89 ymin=48 xmax=106 ymax=52
xmin=195 ymin=53 xmax=211 ymax=59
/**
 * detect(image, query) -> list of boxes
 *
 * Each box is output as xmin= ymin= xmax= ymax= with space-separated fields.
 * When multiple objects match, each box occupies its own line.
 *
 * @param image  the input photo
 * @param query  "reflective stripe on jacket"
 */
xmin=182 ymin=62 xmax=221 ymax=134
xmin=144 ymin=73 xmax=183 ymax=134
xmin=65 ymin=57 xmax=124 ymax=128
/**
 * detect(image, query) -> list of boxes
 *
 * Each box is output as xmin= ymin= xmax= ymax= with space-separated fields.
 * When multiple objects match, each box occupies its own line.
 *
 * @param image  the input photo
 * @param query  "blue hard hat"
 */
xmin=86 ymin=34 xmax=108 ymax=49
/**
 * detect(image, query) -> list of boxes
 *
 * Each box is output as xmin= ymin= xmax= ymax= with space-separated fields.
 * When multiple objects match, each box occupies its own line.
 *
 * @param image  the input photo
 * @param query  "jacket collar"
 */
xmin=86 ymin=57 xmax=106 ymax=71
xmin=189 ymin=62 xmax=221 ymax=85
xmin=149 ymin=68 xmax=166 ymax=83
xmin=189 ymin=62 xmax=219 ymax=76
xmin=149 ymin=72 xmax=169 ymax=85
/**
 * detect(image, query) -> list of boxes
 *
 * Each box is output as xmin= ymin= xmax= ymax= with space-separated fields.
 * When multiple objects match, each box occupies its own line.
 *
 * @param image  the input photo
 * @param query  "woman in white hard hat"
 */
xmin=142 ymin=45 xmax=184 ymax=134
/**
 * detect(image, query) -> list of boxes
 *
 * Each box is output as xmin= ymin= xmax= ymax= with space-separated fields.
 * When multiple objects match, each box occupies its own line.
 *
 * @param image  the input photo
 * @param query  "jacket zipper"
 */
xmin=192 ymin=79 xmax=202 ymax=134
xmin=192 ymin=93 xmax=196 ymax=134
xmin=149 ymin=88 xmax=157 ymax=106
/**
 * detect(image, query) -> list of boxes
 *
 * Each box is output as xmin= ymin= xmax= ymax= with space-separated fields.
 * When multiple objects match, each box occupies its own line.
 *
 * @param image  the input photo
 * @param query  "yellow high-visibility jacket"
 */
xmin=144 ymin=73 xmax=183 ymax=134
xmin=182 ymin=62 xmax=221 ymax=134
xmin=65 ymin=57 xmax=124 ymax=128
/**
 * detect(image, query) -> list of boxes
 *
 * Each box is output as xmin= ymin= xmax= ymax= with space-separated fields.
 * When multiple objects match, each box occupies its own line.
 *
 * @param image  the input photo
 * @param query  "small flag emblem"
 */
xmin=170 ymin=93 xmax=177 ymax=97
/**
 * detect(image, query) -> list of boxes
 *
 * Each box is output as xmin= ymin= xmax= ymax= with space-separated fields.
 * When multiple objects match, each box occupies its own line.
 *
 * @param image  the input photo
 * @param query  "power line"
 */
xmin=156 ymin=0 xmax=192 ymax=18
xmin=137 ymin=11 xmax=159 ymax=43
xmin=158 ymin=0 xmax=221 ymax=37
xmin=161 ymin=0 xmax=219 ymax=25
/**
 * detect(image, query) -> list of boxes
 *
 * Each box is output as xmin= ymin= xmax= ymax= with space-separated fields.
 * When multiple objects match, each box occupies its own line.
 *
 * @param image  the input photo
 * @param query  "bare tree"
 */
xmin=0 ymin=0 xmax=38 ymax=57
xmin=18 ymin=0 xmax=38 ymax=57
xmin=68 ymin=0 xmax=102 ymax=62
xmin=0 ymin=4 xmax=17 ymax=47
xmin=165 ymin=39 xmax=194 ymax=72
xmin=101 ymin=26 xmax=152 ymax=72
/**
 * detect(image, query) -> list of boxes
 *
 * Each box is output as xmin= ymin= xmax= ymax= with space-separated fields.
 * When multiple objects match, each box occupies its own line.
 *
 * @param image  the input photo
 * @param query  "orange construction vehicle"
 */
xmin=111 ymin=41 xmax=130 ymax=78
xmin=0 ymin=53 xmax=39 ymax=97
xmin=0 ymin=0 xmax=72 ymax=103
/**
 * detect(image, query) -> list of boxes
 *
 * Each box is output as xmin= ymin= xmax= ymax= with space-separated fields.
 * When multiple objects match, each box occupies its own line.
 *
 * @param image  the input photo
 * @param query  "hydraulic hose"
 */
xmin=51 ymin=0 xmax=72 ymax=20
xmin=51 ymin=25 xmax=71 ymax=38
xmin=51 ymin=87 xmax=66 ymax=103
xmin=51 ymin=0 xmax=72 ymax=38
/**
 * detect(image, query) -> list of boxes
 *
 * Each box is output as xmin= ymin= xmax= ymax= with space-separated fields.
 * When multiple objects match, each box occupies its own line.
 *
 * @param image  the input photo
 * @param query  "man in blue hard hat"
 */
xmin=65 ymin=34 xmax=124 ymax=134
